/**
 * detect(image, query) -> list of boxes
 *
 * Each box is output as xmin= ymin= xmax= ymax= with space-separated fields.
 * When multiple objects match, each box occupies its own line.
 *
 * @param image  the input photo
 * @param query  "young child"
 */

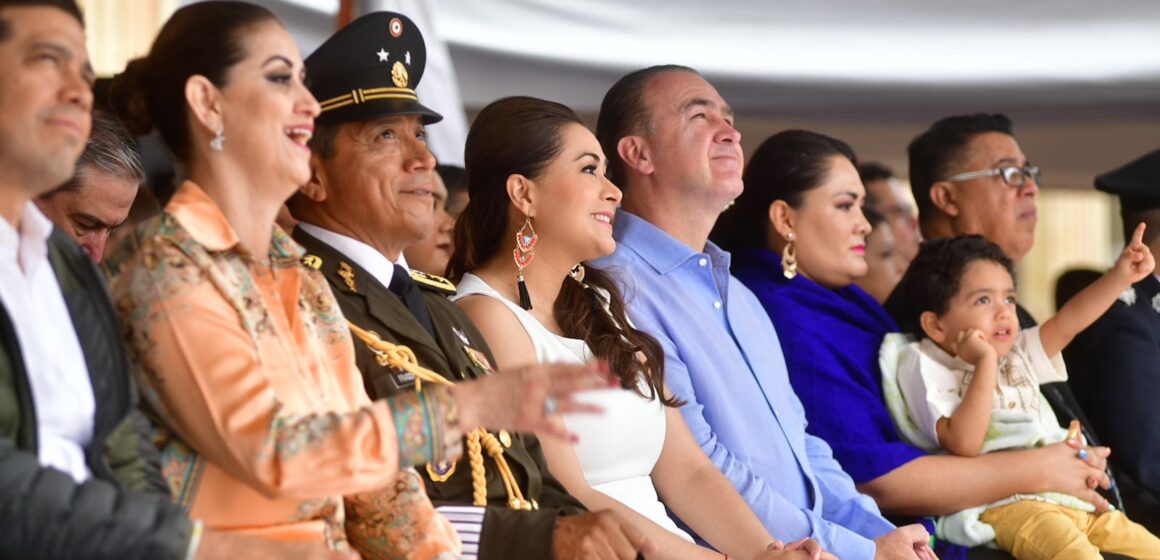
xmin=881 ymin=228 xmax=1160 ymax=560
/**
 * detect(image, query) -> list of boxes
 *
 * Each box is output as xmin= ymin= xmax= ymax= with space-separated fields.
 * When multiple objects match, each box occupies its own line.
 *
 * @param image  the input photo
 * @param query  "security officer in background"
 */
xmin=287 ymin=11 xmax=652 ymax=560
xmin=1066 ymin=149 xmax=1160 ymax=533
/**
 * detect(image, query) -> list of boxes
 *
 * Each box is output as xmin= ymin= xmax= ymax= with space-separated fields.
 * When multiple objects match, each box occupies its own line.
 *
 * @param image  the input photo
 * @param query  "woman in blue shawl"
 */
xmin=711 ymin=130 xmax=1126 ymax=560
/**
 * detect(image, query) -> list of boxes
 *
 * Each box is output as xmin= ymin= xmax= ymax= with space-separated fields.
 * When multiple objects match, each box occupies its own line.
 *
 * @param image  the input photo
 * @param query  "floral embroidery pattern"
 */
xmin=345 ymin=468 xmax=462 ymax=560
xmin=264 ymin=407 xmax=346 ymax=460
xmin=156 ymin=426 xmax=205 ymax=509
xmin=1119 ymin=286 xmax=1137 ymax=306
xmin=108 ymin=184 xmax=462 ymax=547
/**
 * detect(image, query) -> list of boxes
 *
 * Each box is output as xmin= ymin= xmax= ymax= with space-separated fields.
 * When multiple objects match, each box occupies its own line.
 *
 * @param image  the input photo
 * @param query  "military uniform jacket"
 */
xmin=1066 ymin=276 xmax=1160 ymax=506
xmin=294 ymin=229 xmax=586 ymax=559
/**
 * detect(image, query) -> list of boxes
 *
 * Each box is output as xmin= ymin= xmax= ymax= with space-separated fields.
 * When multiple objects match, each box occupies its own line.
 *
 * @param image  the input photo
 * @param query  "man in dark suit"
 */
xmin=288 ymin=11 xmax=649 ymax=560
xmin=1066 ymin=149 xmax=1160 ymax=530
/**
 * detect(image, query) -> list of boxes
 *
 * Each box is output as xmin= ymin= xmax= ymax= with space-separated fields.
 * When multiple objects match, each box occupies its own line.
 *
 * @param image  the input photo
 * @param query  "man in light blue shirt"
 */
xmin=592 ymin=65 xmax=934 ymax=560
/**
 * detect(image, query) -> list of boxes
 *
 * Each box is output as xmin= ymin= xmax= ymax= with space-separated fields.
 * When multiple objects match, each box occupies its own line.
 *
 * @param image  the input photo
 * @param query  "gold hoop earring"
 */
xmin=782 ymin=233 xmax=798 ymax=280
xmin=513 ymin=216 xmax=537 ymax=309
xmin=570 ymin=263 xmax=586 ymax=284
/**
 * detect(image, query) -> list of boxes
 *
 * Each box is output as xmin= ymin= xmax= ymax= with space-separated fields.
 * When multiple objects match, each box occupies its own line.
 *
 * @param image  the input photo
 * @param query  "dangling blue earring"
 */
xmin=513 ymin=216 xmax=537 ymax=309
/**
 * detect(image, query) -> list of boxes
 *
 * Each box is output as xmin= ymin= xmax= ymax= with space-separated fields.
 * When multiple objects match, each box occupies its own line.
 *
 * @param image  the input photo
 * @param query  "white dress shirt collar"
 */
xmin=297 ymin=222 xmax=409 ymax=288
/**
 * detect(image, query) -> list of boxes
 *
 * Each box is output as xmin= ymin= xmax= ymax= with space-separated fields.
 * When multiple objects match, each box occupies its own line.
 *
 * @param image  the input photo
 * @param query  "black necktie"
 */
xmin=388 ymin=264 xmax=436 ymax=339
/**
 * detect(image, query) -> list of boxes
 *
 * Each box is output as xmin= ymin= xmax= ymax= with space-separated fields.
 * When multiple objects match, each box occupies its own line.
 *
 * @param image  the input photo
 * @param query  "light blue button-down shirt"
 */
xmin=595 ymin=211 xmax=894 ymax=560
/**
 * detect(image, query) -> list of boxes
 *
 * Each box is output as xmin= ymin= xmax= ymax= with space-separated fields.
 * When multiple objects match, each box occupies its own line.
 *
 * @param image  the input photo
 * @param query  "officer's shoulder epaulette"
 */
xmin=410 ymin=269 xmax=456 ymax=295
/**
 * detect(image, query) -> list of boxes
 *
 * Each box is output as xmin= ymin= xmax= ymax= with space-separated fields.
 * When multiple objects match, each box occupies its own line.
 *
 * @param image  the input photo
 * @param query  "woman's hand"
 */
xmin=451 ymin=361 xmax=616 ymax=440
xmin=1029 ymin=441 xmax=1111 ymax=512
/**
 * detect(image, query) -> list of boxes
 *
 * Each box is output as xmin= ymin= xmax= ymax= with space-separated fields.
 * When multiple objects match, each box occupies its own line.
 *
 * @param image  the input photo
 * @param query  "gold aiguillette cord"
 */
xmin=347 ymin=321 xmax=535 ymax=510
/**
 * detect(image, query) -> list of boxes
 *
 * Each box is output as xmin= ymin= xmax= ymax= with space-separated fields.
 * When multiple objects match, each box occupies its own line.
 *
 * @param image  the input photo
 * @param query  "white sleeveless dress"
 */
xmin=453 ymin=273 xmax=693 ymax=541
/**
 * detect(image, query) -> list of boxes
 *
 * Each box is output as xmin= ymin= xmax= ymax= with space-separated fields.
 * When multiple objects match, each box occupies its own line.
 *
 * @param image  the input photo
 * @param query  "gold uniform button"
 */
xmin=499 ymin=430 xmax=512 ymax=448
xmin=1007 ymin=402 xmax=1016 ymax=409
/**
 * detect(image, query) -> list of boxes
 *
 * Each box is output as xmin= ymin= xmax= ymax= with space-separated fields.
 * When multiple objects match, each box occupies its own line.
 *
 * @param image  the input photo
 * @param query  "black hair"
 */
xmin=857 ymin=162 xmax=895 ymax=209
xmin=863 ymin=205 xmax=888 ymax=229
xmin=884 ymin=235 xmax=1015 ymax=336
xmin=710 ymin=129 xmax=857 ymax=253
xmin=1122 ymin=208 xmax=1160 ymax=246
xmin=0 ymin=0 xmax=83 ymax=41
xmin=595 ymin=64 xmax=697 ymax=189
xmin=108 ymin=1 xmax=276 ymax=162
xmin=46 ymin=108 xmax=144 ymax=196
xmin=437 ymin=164 xmax=467 ymax=197
xmin=907 ymin=114 xmax=1014 ymax=227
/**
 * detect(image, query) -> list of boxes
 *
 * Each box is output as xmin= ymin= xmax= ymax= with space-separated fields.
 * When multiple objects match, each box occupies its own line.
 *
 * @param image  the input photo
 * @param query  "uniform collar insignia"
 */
xmin=1152 ymin=293 xmax=1160 ymax=314
xmin=301 ymin=254 xmax=323 ymax=270
xmin=1119 ymin=286 xmax=1137 ymax=306
xmin=339 ymin=261 xmax=358 ymax=293
xmin=410 ymin=269 xmax=457 ymax=295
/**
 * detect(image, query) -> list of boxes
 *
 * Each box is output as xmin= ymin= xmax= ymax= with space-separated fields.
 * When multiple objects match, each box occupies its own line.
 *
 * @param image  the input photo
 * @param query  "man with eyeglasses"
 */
xmin=877 ymin=114 xmax=1139 ymax=559
xmin=905 ymin=114 xmax=1041 ymax=264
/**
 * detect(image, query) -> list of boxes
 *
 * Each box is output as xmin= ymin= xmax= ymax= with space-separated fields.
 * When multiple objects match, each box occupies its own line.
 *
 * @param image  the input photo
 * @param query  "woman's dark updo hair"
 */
xmin=711 ymin=129 xmax=857 ymax=253
xmin=447 ymin=96 xmax=678 ymax=407
xmin=109 ymin=1 xmax=276 ymax=162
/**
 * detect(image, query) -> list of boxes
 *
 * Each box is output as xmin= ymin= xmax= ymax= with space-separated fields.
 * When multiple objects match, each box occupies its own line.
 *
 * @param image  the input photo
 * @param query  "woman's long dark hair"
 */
xmin=711 ymin=129 xmax=857 ymax=253
xmin=447 ymin=96 xmax=678 ymax=406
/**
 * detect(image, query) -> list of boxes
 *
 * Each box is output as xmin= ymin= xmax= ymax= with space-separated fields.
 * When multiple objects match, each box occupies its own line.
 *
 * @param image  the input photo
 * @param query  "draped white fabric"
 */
xmin=433 ymin=0 xmax=1160 ymax=120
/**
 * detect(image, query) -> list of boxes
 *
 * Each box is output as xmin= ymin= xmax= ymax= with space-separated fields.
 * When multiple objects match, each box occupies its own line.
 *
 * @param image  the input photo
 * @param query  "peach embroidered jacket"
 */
xmin=109 ymin=181 xmax=460 ymax=551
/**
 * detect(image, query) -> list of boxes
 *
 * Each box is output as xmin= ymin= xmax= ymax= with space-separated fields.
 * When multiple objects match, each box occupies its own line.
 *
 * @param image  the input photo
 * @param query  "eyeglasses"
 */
xmin=944 ymin=165 xmax=1041 ymax=189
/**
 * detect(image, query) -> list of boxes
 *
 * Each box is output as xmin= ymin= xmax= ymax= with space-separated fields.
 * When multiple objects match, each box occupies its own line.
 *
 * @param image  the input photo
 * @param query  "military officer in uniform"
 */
xmin=288 ymin=11 xmax=652 ymax=560
xmin=1066 ymin=149 xmax=1160 ymax=532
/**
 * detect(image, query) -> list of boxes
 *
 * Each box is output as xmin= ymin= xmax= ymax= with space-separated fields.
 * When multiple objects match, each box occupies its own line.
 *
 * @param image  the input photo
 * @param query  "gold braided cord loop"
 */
xmin=347 ymin=321 xmax=534 ymax=510
xmin=467 ymin=432 xmax=487 ymax=506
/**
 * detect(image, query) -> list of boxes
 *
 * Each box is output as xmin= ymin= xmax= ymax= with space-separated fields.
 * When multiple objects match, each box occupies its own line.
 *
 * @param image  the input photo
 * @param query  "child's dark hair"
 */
xmin=884 ymin=235 xmax=1015 ymax=336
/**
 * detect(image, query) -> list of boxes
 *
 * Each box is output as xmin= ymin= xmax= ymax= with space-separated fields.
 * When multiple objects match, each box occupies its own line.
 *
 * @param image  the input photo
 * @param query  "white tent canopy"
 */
xmin=256 ymin=0 xmax=1160 ymax=184
xmin=437 ymin=0 xmax=1160 ymax=121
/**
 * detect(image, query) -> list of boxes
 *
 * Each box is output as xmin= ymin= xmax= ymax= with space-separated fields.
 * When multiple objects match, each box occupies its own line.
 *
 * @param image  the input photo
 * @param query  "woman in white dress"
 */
xmin=446 ymin=96 xmax=831 ymax=560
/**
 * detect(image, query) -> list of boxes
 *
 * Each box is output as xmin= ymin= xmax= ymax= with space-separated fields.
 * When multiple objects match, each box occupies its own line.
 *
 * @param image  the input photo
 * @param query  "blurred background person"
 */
xmin=858 ymin=161 xmax=920 ymax=269
xmin=35 ymin=107 xmax=141 ymax=262
xmin=856 ymin=206 xmax=906 ymax=304
xmin=403 ymin=167 xmax=454 ymax=276
xmin=438 ymin=163 xmax=468 ymax=219
xmin=1066 ymin=149 xmax=1160 ymax=532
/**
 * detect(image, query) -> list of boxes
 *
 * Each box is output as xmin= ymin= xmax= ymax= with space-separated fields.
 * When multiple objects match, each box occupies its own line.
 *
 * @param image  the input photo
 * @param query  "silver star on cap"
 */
xmin=405 ymin=51 xmax=411 ymax=65
xmin=376 ymin=48 xmax=389 ymax=62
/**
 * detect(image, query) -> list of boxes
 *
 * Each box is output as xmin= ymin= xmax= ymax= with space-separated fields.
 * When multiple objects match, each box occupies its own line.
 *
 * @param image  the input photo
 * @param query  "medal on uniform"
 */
xmin=463 ymin=346 xmax=495 ymax=373
xmin=426 ymin=460 xmax=456 ymax=482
